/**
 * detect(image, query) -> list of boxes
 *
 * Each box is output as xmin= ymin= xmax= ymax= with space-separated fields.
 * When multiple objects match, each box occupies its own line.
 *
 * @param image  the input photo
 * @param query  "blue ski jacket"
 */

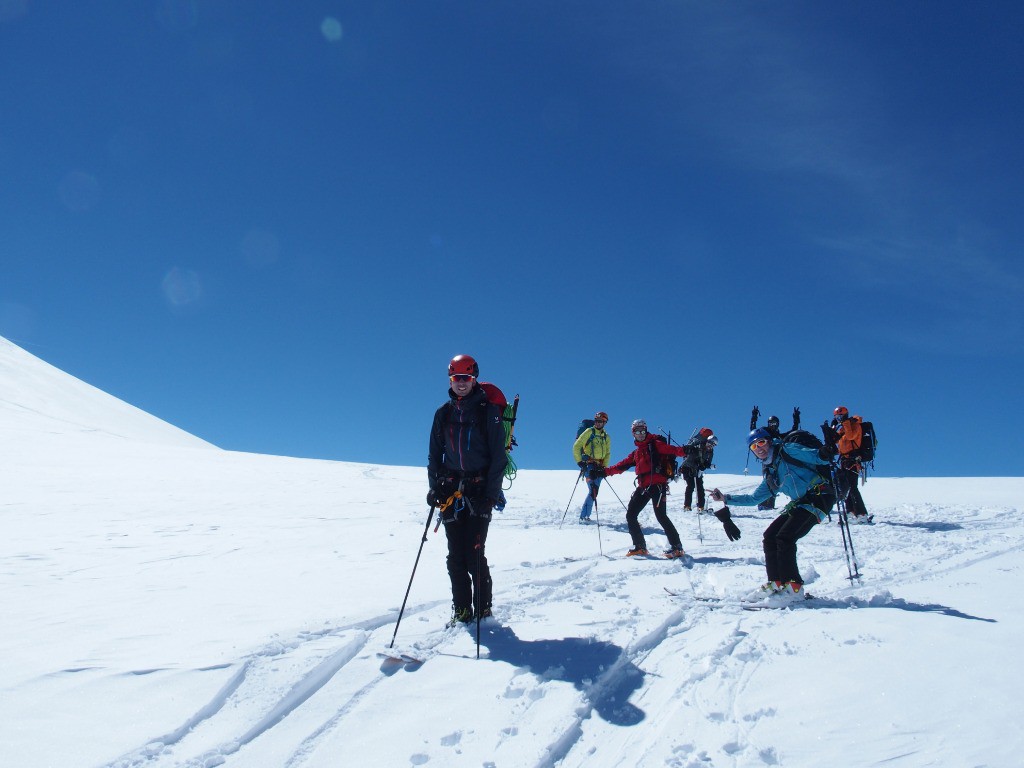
xmin=723 ymin=439 xmax=834 ymax=522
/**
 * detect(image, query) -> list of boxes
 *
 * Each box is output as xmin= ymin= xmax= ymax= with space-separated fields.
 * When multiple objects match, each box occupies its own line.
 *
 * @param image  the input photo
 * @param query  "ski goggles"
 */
xmin=632 ymin=427 xmax=647 ymax=436
xmin=749 ymin=438 xmax=770 ymax=452
xmin=594 ymin=419 xmax=607 ymax=425
xmin=449 ymin=374 xmax=476 ymax=383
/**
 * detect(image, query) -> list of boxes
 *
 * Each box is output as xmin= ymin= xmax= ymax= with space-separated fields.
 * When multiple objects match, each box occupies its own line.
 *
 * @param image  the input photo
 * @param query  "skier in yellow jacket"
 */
xmin=572 ymin=412 xmax=611 ymax=522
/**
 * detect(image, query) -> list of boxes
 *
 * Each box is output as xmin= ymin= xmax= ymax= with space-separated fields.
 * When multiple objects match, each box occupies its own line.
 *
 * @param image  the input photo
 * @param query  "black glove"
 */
xmin=577 ymin=461 xmax=587 ymax=470
xmin=589 ymin=466 xmax=605 ymax=480
xmin=792 ymin=407 xmax=801 ymax=430
xmin=715 ymin=507 xmax=742 ymax=541
xmin=821 ymin=422 xmax=838 ymax=453
xmin=427 ymin=489 xmax=439 ymax=507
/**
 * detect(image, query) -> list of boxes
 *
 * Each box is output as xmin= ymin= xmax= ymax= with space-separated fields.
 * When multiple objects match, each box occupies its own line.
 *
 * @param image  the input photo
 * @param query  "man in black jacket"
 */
xmin=428 ymin=354 xmax=508 ymax=625
xmin=681 ymin=427 xmax=715 ymax=512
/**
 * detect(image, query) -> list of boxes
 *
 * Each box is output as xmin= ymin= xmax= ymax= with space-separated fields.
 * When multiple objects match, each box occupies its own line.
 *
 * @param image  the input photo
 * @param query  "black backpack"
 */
xmin=687 ymin=435 xmax=714 ymax=471
xmin=576 ymin=418 xmax=595 ymax=439
xmin=698 ymin=441 xmax=715 ymax=471
xmin=648 ymin=434 xmax=679 ymax=480
xmin=778 ymin=430 xmax=833 ymax=480
xmin=857 ymin=421 xmax=878 ymax=462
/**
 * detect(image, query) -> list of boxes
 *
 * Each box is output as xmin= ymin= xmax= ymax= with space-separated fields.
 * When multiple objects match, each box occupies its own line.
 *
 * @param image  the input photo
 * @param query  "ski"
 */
xmin=380 ymin=621 xmax=463 ymax=669
xmin=377 ymin=650 xmax=426 ymax=666
xmin=665 ymin=586 xmax=818 ymax=610
xmin=846 ymin=513 xmax=875 ymax=525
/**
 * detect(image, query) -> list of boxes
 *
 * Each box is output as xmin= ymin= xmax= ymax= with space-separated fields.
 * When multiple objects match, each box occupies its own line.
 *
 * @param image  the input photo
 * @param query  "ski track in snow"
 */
xmin=95 ymin=499 xmax=1017 ymax=768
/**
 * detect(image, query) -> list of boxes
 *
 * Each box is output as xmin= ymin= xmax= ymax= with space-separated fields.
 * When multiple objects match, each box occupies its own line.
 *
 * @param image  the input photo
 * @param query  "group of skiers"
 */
xmin=572 ymin=415 xmax=719 ymax=558
xmin=426 ymin=353 xmax=876 ymax=624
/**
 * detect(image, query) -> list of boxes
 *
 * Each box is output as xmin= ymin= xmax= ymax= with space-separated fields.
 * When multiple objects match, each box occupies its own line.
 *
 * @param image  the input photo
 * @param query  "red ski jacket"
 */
xmin=605 ymin=434 xmax=691 ymax=488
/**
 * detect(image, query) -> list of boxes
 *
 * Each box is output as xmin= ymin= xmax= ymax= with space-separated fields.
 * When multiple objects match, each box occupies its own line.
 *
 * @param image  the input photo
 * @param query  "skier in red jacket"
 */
xmin=591 ymin=419 xmax=694 ymax=558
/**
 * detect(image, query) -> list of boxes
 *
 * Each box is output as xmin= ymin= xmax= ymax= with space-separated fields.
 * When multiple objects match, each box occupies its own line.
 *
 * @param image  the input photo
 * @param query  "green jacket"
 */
xmin=573 ymin=427 xmax=611 ymax=466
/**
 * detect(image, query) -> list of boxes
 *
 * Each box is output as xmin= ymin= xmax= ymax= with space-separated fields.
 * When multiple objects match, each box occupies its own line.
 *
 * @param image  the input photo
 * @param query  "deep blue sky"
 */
xmin=2 ymin=2 xmax=1022 ymax=477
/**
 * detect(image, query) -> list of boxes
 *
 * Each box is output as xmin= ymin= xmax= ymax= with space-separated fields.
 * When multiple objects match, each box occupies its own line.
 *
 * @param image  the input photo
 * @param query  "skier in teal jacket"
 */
xmin=710 ymin=428 xmax=836 ymax=597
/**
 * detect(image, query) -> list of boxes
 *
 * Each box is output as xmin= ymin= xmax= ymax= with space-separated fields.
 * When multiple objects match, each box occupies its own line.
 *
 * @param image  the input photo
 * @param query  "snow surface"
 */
xmin=2 ymin=336 xmax=1022 ymax=768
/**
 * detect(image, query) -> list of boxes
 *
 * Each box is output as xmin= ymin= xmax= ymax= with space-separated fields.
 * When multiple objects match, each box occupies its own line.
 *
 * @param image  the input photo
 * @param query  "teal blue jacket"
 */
xmin=724 ymin=440 xmax=833 ymax=522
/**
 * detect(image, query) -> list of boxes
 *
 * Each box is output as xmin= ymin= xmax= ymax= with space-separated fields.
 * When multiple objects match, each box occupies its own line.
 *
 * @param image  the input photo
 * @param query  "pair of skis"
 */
xmin=663 ymin=586 xmax=816 ymax=611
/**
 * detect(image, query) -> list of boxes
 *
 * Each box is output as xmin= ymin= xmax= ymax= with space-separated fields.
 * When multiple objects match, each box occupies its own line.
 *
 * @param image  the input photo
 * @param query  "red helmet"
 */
xmin=699 ymin=427 xmax=713 ymax=438
xmin=834 ymin=406 xmax=849 ymax=419
xmin=448 ymin=354 xmax=479 ymax=378
xmin=448 ymin=354 xmax=479 ymax=377
xmin=594 ymin=411 xmax=609 ymax=423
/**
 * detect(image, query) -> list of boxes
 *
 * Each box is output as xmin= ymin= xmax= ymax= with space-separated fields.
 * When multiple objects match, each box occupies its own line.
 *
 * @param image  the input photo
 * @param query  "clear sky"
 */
xmin=2 ymin=2 xmax=1022 ymax=477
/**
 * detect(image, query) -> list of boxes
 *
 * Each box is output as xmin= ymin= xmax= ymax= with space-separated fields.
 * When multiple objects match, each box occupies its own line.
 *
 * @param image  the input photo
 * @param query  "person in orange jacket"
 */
xmin=591 ymin=419 xmax=695 ymax=558
xmin=830 ymin=406 xmax=871 ymax=521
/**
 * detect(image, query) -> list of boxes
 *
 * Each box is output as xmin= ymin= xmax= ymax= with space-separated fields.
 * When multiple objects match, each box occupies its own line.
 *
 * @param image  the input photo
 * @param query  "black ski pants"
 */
xmin=682 ymin=467 xmax=705 ymax=509
xmin=844 ymin=470 xmax=869 ymax=517
xmin=444 ymin=513 xmax=491 ymax=614
xmin=762 ymin=507 xmax=819 ymax=585
xmin=626 ymin=484 xmax=682 ymax=551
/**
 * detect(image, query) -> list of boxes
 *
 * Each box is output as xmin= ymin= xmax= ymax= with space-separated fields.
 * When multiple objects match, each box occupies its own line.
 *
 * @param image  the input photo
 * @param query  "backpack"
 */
xmin=856 ymin=421 xmax=877 ymax=463
xmin=778 ymin=430 xmax=833 ymax=481
xmin=473 ymin=382 xmax=519 ymax=484
xmin=576 ymin=418 xmax=595 ymax=439
xmin=698 ymin=439 xmax=714 ymax=471
xmin=685 ymin=435 xmax=715 ymax=471
xmin=648 ymin=434 xmax=679 ymax=480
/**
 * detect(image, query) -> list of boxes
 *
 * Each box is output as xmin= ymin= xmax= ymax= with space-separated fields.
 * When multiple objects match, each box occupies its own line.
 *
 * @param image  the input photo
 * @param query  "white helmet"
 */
xmin=631 ymin=419 xmax=647 ymax=433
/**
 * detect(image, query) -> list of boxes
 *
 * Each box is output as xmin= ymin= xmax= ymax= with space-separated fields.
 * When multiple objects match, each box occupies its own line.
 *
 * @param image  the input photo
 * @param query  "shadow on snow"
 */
xmin=808 ymin=595 xmax=995 ymax=623
xmin=877 ymin=521 xmax=964 ymax=532
xmin=477 ymin=623 xmax=646 ymax=727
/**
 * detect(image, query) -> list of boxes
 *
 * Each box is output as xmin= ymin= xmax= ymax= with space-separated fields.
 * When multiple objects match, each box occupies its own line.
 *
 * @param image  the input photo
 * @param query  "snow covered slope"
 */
xmin=1 ymin=336 xmax=1022 ymax=768
xmin=0 ymin=335 xmax=212 ymax=450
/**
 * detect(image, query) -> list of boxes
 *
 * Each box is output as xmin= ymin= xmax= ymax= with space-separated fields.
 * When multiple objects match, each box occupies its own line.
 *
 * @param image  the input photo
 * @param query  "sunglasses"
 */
xmin=449 ymin=374 xmax=476 ymax=383
xmin=594 ymin=420 xmax=607 ymax=425
xmin=749 ymin=438 xmax=769 ymax=451
xmin=632 ymin=428 xmax=647 ymax=435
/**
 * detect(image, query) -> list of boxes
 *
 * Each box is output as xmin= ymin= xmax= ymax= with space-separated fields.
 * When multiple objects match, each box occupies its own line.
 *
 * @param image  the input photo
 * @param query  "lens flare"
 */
xmin=320 ymin=17 xmax=342 ymax=42
xmin=161 ymin=268 xmax=203 ymax=307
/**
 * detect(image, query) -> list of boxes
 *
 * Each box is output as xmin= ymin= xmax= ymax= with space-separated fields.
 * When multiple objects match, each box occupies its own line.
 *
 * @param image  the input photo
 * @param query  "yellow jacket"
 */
xmin=573 ymin=427 xmax=611 ymax=466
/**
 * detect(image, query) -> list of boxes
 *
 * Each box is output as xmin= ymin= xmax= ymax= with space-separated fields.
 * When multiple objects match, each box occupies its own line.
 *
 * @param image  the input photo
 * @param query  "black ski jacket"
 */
xmin=428 ymin=384 xmax=507 ymax=502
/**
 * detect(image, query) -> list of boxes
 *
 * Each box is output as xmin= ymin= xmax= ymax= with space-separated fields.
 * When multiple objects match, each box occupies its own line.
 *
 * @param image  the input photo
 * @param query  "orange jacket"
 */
xmin=837 ymin=416 xmax=864 ymax=467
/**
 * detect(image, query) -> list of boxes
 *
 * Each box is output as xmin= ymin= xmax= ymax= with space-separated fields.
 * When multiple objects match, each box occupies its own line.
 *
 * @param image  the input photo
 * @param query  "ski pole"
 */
xmin=390 ymin=505 xmax=436 ymax=649
xmin=830 ymin=465 xmax=854 ymax=580
xmin=474 ymin=533 xmax=483 ymax=660
xmin=831 ymin=466 xmax=861 ymax=581
xmin=745 ymin=405 xmax=759 ymax=475
xmin=558 ymin=470 xmax=584 ymax=528
xmin=695 ymin=469 xmax=705 ymax=543
xmin=838 ymin=500 xmax=862 ymax=580
xmin=837 ymin=497 xmax=855 ymax=581
xmin=841 ymin=502 xmax=862 ymax=580
xmin=602 ymin=476 xmax=630 ymax=513
xmin=591 ymin=480 xmax=603 ymax=557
